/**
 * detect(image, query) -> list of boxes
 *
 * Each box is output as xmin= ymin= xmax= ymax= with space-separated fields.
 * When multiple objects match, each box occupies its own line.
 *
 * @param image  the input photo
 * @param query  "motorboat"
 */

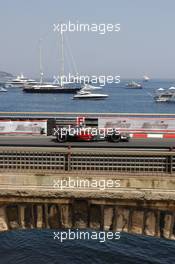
xmin=0 ymin=87 xmax=7 ymax=92
xmin=154 ymin=87 xmax=175 ymax=102
xmin=73 ymin=90 xmax=108 ymax=99
xmin=81 ymin=84 xmax=102 ymax=91
xmin=143 ymin=75 xmax=150 ymax=82
xmin=126 ymin=81 xmax=142 ymax=89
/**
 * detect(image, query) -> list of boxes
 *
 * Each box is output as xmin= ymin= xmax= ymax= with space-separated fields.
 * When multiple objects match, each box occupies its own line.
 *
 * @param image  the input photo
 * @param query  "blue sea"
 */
xmin=0 ymin=79 xmax=175 ymax=263
xmin=0 ymin=230 xmax=174 ymax=264
xmin=0 ymin=79 xmax=175 ymax=113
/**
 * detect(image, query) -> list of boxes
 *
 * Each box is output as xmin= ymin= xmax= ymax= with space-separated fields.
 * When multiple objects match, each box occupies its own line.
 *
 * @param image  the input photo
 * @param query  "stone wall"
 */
xmin=0 ymin=171 xmax=174 ymax=240
xmin=0 ymin=199 xmax=174 ymax=240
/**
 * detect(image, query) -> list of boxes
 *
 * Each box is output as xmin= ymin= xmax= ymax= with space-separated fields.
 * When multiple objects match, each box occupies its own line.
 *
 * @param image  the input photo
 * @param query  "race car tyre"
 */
xmin=56 ymin=132 xmax=68 ymax=143
xmin=110 ymin=132 xmax=121 ymax=142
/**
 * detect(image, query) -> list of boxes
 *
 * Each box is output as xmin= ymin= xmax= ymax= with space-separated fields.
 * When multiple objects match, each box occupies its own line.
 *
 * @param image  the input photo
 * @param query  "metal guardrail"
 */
xmin=69 ymin=155 xmax=168 ymax=172
xmin=0 ymin=149 xmax=66 ymax=172
xmin=0 ymin=147 xmax=174 ymax=174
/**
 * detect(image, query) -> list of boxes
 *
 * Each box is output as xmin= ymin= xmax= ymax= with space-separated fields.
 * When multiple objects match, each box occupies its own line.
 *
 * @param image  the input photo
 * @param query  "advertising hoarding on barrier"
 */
xmin=98 ymin=117 xmax=175 ymax=133
xmin=0 ymin=120 xmax=47 ymax=135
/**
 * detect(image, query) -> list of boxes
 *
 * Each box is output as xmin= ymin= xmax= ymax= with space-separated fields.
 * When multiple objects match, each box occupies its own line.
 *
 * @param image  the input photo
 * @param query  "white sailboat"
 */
xmin=23 ymin=35 xmax=80 ymax=93
xmin=23 ymin=39 xmax=59 ymax=91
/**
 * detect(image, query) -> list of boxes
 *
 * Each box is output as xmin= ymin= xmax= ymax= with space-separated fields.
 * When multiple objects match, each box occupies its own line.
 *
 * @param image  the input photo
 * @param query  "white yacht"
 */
xmin=154 ymin=87 xmax=175 ymax=102
xmin=73 ymin=90 xmax=108 ymax=100
xmin=6 ymin=74 xmax=38 ymax=88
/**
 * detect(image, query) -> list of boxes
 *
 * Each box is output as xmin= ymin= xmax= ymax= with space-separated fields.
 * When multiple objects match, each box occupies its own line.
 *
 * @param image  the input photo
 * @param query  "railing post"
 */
xmin=65 ymin=145 xmax=71 ymax=171
xmin=167 ymin=155 xmax=173 ymax=174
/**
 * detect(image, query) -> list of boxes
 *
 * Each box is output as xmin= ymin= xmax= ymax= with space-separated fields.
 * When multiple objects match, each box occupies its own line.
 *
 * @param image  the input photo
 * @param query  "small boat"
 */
xmin=73 ymin=90 xmax=108 ymax=100
xmin=143 ymin=75 xmax=150 ymax=82
xmin=81 ymin=84 xmax=102 ymax=91
xmin=0 ymin=87 xmax=7 ymax=92
xmin=154 ymin=87 xmax=175 ymax=102
xmin=126 ymin=81 xmax=142 ymax=89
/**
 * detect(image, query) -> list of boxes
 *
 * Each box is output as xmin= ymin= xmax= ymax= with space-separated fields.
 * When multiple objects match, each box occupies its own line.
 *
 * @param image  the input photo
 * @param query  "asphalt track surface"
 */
xmin=0 ymin=136 xmax=175 ymax=150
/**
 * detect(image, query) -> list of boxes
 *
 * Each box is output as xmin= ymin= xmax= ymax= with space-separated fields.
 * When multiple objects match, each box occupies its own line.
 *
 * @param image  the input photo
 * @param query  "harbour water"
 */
xmin=0 ymin=79 xmax=175 ymax=113
xmin=0 ymin=78 xmax=175 ymax=263
xmin=0 ymin=230 xmax=174 ymax=264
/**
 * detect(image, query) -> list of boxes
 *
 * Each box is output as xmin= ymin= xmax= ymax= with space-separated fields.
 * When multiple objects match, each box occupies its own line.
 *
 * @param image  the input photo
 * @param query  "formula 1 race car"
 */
xmin=53 ymin=126 xmax=130 ymax=143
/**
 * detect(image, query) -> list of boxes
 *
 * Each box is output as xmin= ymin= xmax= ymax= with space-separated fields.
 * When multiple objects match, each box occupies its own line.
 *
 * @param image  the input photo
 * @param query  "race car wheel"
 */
xmin=110 ymin=132 xmax=121 ymax=143
xmin=56 ymin=132 xmax=68 ymax=143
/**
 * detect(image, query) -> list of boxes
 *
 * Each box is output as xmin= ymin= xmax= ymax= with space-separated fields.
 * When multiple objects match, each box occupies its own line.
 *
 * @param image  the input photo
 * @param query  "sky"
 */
xmin=0 ymin=0 xmax=175 ymax=79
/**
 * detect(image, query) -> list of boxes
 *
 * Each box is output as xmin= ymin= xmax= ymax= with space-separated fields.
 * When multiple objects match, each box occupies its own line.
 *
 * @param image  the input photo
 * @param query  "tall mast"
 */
xmin=39 ymin=38 xmax=43 ymax=84
xmin=60 ymin=32 xmax=64 ymax=87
